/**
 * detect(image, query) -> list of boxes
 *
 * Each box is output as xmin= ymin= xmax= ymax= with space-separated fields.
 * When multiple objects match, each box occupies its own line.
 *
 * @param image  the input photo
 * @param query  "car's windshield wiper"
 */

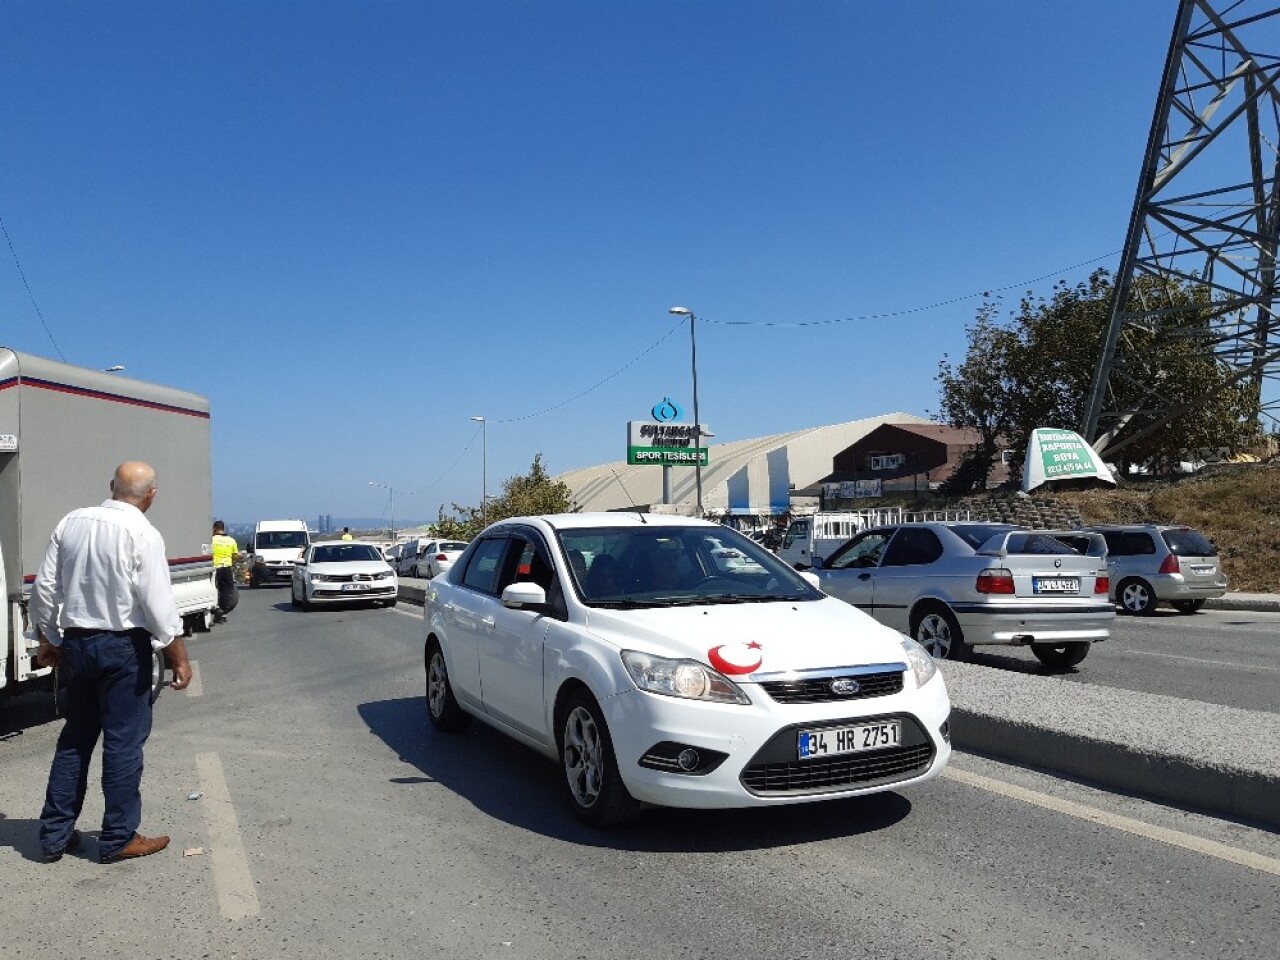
xmin=589 ymin=599 xmax=650 ymax=609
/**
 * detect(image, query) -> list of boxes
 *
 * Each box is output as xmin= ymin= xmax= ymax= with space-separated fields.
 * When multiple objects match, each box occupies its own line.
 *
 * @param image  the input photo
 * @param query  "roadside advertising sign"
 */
xmin=627 ymin=397 xmax=710 ymax=467
xmin=1022 ymin=427 xmax=1116 ymax=492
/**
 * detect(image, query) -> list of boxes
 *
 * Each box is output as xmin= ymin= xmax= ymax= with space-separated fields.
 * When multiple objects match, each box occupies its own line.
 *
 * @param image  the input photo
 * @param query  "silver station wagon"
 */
xmin=813 ymin=522 xmax=1115 ymax=668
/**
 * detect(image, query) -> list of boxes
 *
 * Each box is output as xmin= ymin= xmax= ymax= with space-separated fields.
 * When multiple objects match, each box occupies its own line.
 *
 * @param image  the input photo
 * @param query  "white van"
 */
xmin=250 ymin=519 xmax=311 ymax=587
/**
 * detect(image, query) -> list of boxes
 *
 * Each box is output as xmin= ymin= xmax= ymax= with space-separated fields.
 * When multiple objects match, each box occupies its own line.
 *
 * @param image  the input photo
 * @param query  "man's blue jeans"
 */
xmin=39 ymin=628 xmax=154 ymax=858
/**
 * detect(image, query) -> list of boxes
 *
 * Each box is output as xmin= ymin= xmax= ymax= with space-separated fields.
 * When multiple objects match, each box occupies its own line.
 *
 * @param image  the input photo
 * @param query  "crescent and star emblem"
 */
xmin=707 ymin=641 xmax=763 ymax=676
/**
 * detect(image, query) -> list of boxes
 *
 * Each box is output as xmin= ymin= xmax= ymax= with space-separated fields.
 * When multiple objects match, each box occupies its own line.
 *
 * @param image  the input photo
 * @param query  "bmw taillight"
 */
xmin=976 ymin=568 xmax=1015 ymax=594
xmin=1158 ymin=553 xmax=1180 ymax=575
xmin=1095 ymin=575 xmax=1110 ymax=595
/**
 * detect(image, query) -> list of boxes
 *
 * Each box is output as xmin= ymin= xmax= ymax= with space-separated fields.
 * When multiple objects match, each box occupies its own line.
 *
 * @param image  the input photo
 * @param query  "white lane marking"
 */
xmin=185 ymin=660 xmax=204 ymax=697
xmin=1124 ymin=649 xmax=1280 ymax=672
xmin=943 ymin=766 xmax=1280 ymax=877
xmin=195 ymin=752 xmax=261 ymax=920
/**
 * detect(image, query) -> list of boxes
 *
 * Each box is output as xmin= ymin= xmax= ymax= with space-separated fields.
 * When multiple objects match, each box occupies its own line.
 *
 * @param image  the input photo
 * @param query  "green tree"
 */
xmin=434 ymin=454 xmax=575 ymax=541
xmin=936 ymin=269 xmax=1261 ymax=489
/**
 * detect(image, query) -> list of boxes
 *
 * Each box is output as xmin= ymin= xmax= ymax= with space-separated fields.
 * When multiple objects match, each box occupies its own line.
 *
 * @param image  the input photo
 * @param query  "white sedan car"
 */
xmin=422 ymin=513 xmax=951 ymax=825
xmin=415 ymin=539 xmax=469 ymax=579
xmin=291 ymin=541 xmax=398 ymax=608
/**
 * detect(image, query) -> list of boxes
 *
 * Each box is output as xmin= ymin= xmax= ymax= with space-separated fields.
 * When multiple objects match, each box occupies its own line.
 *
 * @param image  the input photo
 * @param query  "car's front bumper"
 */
xmin=254 ymin=563 xmax=294 ymax=583
xmin=951 ymin=601 xmax=1114 ymax=644
xmin=306 ymin=581 xmax=397 ymax=602
xmin=601 ymin=673 xmax=952 ymax=809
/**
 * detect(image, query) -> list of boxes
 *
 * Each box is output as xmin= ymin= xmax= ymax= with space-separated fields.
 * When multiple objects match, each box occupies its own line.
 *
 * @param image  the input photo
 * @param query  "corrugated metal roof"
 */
xmin=556 ymin=412 xmax=934 ymax=514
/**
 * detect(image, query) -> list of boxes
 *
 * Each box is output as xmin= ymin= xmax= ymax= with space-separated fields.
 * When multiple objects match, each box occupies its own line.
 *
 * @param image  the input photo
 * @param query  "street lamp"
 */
xmin=668 ymin=306 xmax=704 ymax=515
xmin=368 ymin=481 xmax=397 ymax=542
xmin=471 ymin=416 xmax=487 ymax=527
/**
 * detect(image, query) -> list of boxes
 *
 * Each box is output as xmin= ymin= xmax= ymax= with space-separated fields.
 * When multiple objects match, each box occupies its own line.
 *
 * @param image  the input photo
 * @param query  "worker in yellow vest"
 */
xmin=341 ymin=527 xmax=354 ymax=541
xmin=211 ymin=520 xmax=239 ymax=622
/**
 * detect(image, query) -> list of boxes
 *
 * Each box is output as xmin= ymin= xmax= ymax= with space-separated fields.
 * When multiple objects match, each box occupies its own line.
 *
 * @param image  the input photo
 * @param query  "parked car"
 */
xmin=813 ymin=522 xmax=1114 ymax=668
xmin=394 ymin=538 xmax=429 ymax=577
xmin=291 ymin=541 xmax=398 ymax=609
xmin=415 ymin=539 xmax=468 ymax=579
xmin=422 ymin=513 xmax=951 ymax=825
xmin=1083 ymin=524 xmax=1228 ymax=615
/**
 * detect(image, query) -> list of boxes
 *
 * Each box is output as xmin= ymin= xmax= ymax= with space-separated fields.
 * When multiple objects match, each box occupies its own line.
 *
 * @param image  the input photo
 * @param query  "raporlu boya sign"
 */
xmin=1022 ymin=427 xmax=1116 ymax=492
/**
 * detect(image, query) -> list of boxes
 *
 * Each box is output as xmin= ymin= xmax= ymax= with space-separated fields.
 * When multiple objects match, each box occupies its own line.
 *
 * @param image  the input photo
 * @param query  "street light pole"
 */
xmin=368 ymin=481 xmax=396 ymax=542
xmin=668 ymin=306 xmax=703 ymax=515
xmin=470 ymin=415 xmax=487 ymax=527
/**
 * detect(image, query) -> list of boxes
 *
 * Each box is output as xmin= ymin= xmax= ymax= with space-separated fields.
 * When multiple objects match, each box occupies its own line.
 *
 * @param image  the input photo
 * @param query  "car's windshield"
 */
xmin=257 ymin=530 xmax=308 ymax=549
xmin=947 ymin=523 xmax=1017 ymax=550
xmin=558 ymin=525 xmax=818 ymax=607
xmin=1162 ymin=527 xmax=1216 ymax=556
xmin=312 ymin=544 xmax=382 ymax=563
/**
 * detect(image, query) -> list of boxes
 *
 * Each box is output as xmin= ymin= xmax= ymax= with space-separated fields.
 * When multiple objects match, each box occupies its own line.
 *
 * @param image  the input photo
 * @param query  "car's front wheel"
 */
xmin=559 ymin=690 xmax=641 ymax=826
xmin=912 ymin=604 xmax=968 ymax=660
xmin=1030 ymin=641 xmax=1091 ymax=669
xmin=1172 ymin=599 xmax=1205 ymax=614
xmin=1118 ymin=578 xmax=1157 ymax=615
xmin=425 ymin=640 xmax=470 ymax=732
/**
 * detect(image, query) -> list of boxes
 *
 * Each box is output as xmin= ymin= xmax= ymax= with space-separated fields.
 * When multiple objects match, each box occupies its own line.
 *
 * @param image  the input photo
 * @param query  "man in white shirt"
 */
xmin=31 ymin=461 xmax=193 ymax=863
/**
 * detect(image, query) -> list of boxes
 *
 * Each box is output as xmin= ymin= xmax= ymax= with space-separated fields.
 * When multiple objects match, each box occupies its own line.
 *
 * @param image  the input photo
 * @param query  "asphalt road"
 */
xmin=2 ymin=588 xmax=1278 ymax=960
xmin=961 ymin=608 xmax=1280 ymax=714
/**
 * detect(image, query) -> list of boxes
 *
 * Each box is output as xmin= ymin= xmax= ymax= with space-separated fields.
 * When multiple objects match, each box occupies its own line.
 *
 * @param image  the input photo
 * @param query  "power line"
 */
xmin=0 ymin=212 xmax=67 ymax=362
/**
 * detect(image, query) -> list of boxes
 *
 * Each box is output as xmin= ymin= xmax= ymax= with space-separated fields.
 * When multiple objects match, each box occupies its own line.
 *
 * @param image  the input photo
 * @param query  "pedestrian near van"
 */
xmin=31 ymin=461 xmax=194 ymax=864
xmin=211 ymin=519 xmax=239 ymax=621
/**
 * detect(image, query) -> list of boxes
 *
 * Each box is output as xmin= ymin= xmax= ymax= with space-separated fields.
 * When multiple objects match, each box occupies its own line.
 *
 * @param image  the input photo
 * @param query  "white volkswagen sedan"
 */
xmin=422 ymin=513 xmax=951 ymax=826
xmin=291 ymin=541 xmax=398 ymax=608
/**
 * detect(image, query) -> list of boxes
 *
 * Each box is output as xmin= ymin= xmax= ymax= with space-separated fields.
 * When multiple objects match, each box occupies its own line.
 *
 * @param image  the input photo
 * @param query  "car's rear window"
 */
xmin=1162 ymin=528 xmax=1216 ymax=556
xmin=947 ymin=524 xmax=1016 ymax=550
xmin=441 ymin=542 xmax=468 ymax=552
xmin=1002 ymin=532 xmax=1079 ymax=555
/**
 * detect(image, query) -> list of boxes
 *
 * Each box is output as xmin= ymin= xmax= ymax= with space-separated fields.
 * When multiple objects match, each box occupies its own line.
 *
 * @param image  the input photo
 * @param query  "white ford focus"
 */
xmin=422 ymin=513 xmax=951 ymax=825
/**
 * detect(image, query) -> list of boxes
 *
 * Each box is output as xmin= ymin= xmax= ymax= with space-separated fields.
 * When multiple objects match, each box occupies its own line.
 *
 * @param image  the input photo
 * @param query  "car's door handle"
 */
xmin=481 ymin=616 xmax=496 ymax=630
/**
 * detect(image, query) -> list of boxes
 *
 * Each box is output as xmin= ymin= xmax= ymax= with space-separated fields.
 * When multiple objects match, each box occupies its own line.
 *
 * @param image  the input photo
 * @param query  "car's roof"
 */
xmin=490 ymin=512 xmax=718 ymax=533
xmin=1084 ymin=523 xmax=1195 ymax=531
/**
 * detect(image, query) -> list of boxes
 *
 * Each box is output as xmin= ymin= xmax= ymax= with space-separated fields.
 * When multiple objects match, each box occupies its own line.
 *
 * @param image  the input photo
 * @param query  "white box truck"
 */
xmin=0 ymin=348 xmax=218 ymax=700
xmin=248 ymin=519 xmax=310 ymax=586
xmin=777 ymin=507 xmax=973 ymax=569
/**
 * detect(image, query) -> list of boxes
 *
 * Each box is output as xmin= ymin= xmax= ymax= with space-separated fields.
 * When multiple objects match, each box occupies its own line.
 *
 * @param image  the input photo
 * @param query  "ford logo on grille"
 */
xmin=829 ymin=678 xmax=861 ymax=696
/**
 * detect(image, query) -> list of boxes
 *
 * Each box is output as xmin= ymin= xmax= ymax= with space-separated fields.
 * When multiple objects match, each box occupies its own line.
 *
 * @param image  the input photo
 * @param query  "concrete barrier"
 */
xmin=943 ymin=661 xmax=1280 ymax=830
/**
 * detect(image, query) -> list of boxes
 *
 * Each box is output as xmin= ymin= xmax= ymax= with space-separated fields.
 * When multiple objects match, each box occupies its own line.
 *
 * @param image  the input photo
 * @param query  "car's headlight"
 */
xmin=379 ymin=570 xmax=395 ymax=580
xmin=620 ymin=650 xmax=750 ymax=705
xmin=900 ymin=634 xmax=939 ymax=687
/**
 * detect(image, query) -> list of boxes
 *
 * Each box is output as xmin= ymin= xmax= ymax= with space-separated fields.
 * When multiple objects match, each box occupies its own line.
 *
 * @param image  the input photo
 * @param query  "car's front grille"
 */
xmin=758 ymin=670 xmax=904 ymax=704
xmin=330 ymin=573 xmax=380 ymax=583
xmin=740 ymin=743 xmax=934 ymax=796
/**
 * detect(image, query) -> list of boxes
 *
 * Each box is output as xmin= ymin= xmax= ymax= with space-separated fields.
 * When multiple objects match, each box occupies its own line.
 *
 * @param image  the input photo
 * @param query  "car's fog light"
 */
xmin=939 ymin=718 xmax=951 ymax=743
xmin=677 ymin=748 xmax=700 ymax=771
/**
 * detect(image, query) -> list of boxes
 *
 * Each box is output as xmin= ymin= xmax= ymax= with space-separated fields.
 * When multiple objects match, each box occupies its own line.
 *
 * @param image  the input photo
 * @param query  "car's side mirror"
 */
xmin=799 ymin=571 xmax=821 ymax=589
xmin=811 ymin=556 xmax=825 ymax=569
xmin=502 ymin=582 xmax=547 ymax=611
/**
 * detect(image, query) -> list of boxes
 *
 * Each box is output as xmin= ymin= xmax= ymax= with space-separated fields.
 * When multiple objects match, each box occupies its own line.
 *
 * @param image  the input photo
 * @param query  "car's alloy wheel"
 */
xmin=913 ymin=607 xmax=967 ymax=660
xmin=425 ymin=642 xmax=470 ymax=731
xmin=559 ymin=691 xmax=640 ymax=826
xmin=1030 ymin=641 xmax=1090 ymax=669
xmin=1119 ymin=578 xmax=1156 ymax=615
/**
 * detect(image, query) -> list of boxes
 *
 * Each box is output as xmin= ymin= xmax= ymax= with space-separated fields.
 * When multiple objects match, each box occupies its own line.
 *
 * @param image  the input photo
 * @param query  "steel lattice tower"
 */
xmin=1082 ymin=0 xmax=1280 ymax=454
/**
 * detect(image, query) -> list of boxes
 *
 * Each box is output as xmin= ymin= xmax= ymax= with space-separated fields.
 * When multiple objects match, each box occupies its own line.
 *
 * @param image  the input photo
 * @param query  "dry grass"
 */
xmin=1051 ymin=462 xmax=1280 ymax=593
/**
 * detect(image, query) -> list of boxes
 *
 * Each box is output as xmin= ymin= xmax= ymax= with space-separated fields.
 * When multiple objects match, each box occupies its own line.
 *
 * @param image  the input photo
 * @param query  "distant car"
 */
xmin=291 ymin=541 xmax=398 ymax=609
xmin=1083 ymin=524 xmax=1228 ymax=615
xmin=415 ymin=539 xmax=468 ymax=579
xmin=423 ymin=513 xmax=951 ymax=825
xmin=813 ymin=522 xmax=1114 ymax=668
xmin=704 ymin=536 xmax=766 ymax=574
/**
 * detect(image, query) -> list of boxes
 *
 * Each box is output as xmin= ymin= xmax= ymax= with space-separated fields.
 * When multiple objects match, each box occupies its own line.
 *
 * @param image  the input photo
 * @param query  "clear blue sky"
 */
xmin=1 ymin=1 xmax=1178 ymax=524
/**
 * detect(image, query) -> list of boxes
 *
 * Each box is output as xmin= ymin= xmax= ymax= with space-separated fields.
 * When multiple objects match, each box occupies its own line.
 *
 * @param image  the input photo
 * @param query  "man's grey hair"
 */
xmin=110 ymin=463 xmax=158 ymax=501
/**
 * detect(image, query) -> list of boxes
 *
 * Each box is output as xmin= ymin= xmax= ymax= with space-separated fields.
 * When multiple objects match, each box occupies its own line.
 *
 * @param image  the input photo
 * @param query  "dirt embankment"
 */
xmin=1047 ymin=462 xmax=1280 ymax=593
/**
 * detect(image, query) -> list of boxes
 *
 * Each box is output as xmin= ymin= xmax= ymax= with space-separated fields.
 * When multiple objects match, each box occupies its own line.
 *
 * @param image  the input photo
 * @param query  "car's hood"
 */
xmin=308 ymin=561 xmax=393 ymax=576
xmin=582 ymin=596 xmax=907 ymax=676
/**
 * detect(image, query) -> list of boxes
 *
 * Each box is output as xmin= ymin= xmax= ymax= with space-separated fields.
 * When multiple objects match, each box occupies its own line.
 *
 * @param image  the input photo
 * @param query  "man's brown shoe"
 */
xmin=101 ymin=833 xmax=169 ymax=863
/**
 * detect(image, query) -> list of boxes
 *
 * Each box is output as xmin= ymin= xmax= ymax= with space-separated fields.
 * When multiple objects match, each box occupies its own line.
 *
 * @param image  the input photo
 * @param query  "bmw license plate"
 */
xmin=1034 ymin=577 xmax=1079 ymax=594
xmin=342 ymin=583 xmax=371 ymax=592
xmin=798 ymin=721 xmax=901 ymax=759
